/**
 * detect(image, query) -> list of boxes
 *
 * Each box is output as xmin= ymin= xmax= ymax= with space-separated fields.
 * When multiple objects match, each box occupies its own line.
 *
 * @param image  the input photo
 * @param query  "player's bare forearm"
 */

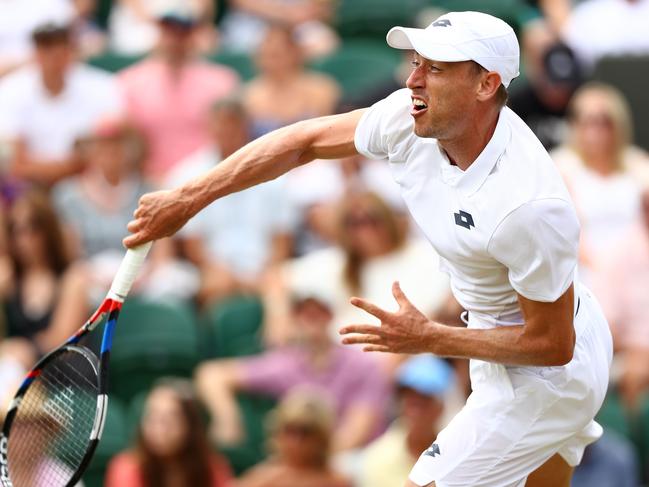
xmin=124 ymin=110 xmax=364 ymax=247
xmin=340 ymin=282 xmax=576 ymax=367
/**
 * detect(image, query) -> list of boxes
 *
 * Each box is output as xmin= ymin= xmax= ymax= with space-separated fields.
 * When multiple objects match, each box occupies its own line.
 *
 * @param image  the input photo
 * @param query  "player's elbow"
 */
xmin=539 ymin=333 xmax=575 ymax=366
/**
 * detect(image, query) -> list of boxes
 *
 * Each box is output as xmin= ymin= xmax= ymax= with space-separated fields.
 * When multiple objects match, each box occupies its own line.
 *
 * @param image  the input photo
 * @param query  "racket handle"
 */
xmin=108 ymin=242 xmax=153 ymax=301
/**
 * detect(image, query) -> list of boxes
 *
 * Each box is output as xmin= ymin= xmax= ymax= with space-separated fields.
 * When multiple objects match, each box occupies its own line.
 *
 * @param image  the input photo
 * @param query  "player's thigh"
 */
xmin=404 ymin=481 xmax=435 ymax=487
xmin=525 ymin=453 xmax=573 ymax=487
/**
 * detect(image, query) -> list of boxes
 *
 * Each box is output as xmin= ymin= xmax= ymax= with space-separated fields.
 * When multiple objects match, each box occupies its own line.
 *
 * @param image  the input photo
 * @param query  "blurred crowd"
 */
xmin=0 ymin=0 xmax=648 ymax=486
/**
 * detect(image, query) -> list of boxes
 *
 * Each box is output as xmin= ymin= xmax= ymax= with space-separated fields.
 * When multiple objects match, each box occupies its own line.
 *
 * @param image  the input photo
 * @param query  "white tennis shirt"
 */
xmin=355 ymin=89 xmax=580 ymax=325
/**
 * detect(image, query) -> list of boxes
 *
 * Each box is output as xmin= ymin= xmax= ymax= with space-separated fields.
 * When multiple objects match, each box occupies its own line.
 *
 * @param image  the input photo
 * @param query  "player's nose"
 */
xmin=406 ymin=64 xmax=425 ymax=90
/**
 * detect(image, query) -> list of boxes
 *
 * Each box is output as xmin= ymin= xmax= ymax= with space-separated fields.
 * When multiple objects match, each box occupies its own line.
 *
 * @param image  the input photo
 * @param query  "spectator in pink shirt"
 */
xmin=594 ymin=189 xmax=649 ymax=410
xmin=118 ymin=1 xmax=239 ymax=182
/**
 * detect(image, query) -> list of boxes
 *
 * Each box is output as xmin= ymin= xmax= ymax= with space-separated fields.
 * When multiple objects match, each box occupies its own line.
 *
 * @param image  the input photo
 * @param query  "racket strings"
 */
xmin=7 ymin=349 xmax=99 ymax=487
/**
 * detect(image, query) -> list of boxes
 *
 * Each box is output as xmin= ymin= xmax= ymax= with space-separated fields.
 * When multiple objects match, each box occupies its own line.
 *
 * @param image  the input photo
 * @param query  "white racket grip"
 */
xmin=107 ymin=242 xmax=153 ymax=301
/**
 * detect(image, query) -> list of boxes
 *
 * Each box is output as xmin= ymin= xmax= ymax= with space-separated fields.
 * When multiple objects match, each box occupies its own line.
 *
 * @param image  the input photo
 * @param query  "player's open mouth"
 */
xmin=411 ymin=98 xmax=428 ymax=117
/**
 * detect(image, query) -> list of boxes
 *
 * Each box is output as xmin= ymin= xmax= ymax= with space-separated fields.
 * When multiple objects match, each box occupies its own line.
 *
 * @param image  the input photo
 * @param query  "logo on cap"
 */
xmin=432 ymin=19 xmax=452 ymax=27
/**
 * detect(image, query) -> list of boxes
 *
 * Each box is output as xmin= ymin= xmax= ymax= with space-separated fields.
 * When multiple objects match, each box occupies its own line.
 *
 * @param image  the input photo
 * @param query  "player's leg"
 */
xmin=525 ymin=453 xmax=573 ymax=487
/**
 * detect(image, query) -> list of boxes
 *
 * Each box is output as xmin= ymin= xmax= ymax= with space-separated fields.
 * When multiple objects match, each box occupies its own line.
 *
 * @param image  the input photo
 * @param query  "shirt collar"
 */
xmin=438 ymin=109 xmax=511 ymax=197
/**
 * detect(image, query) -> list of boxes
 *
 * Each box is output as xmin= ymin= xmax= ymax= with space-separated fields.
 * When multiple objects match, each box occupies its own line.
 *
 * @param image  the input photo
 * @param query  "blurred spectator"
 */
xmin=72 ymin=0 xmax=108 ymax=59
xmin=165 ymin=99 xmax=295 ymax=304
xmin=236 ymin=390 xmax=352 ymax=487
xmin=594 ymin=189 xmax=649 ymax=410
xmin=571 ymin=431 xmax=640 ymax=487
xmin=105 ymin=378 xmax=233 ymax=487
xmin=285 ymin=155 xmax=404 ymax=256
xmin=509 ymin=21 xmax=582 ymax=150
xmin=0 ymin=0 xmax=75 ymax=76
xmin=244 ymin=25 xmax=340 ymax=139
xmin=119 ymin=3 xmax=239 ymax=183
xmin=552 ymin=82 xmax=649 ymax=282
xmin=0 ymin=21 xmax=123 ymax=188
xmin=562 ymin=0 xmax=649 ymax=68
xmin=52 ymin=118 xmax=150 ymax=258
xmin=263 ymin=192 xmax=450 ymax=351
xmin=359 ymin=355 xmax=454 ymax=487
xmin=108 ymin=0 xmax=216 ymax=55
xmin=219 ymin=0 xmax=339 ymax=59
xmin=195 ymin=292 xmax=390 ymax=452
xmin=0 ymin=191 xmax=87 ymax=410
xmin=52 ymin=117 xmax=199 ymax=303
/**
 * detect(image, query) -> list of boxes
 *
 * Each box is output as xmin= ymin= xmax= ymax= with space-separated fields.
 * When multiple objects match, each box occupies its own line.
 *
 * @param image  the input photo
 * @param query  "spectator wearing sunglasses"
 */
xmin=236 ymin=389 xmax=352 ymax=487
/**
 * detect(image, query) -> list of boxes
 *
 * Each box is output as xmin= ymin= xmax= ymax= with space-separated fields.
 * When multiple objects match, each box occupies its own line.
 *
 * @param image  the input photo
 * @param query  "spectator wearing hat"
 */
xmin=195 ymin=291 xmax=390 ymax=453
xmin=358 ymin=356 xmax=454 ymax=487
xmin=118 ymin=1 xmax=239 ymax=183
xmin=237 ymin=389 xmax=352 ymax=487
xmin=0 ymin=20 xmax=124 ymax=188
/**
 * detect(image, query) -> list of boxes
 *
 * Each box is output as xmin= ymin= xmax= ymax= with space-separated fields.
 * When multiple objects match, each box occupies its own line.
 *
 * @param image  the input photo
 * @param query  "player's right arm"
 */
xmin=124 ymin=109 xmax=365 ymax=247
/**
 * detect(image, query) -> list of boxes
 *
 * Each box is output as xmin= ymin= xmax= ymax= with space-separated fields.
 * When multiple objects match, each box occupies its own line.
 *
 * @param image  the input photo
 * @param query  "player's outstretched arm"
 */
xmin=123 ymin=109 xmax=366 ymax=247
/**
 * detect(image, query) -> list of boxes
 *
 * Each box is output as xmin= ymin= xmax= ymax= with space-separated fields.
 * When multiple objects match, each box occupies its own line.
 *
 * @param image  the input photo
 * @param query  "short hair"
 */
xmin=470 ymin=61 xmax=509 ymax=108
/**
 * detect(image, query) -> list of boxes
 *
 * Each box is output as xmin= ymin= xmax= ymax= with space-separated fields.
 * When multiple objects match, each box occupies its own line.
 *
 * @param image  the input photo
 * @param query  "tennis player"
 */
xmin=125 ymin=11 xmax=613 ymax=487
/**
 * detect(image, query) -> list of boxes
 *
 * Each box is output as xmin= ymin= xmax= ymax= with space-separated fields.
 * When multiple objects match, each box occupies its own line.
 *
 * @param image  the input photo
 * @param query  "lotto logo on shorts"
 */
xmin=424 ymin=443 xmax=441 ymax=457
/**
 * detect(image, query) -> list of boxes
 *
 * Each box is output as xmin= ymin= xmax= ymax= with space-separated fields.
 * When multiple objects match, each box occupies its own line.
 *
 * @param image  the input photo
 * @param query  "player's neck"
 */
xmin=438 ymin=110 xmax=500 ymax=171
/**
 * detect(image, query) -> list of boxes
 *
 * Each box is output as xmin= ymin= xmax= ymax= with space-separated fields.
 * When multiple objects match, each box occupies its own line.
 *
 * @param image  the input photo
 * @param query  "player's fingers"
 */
xmin=363 ymin=345 xmax=391 ymax=353
xmin=339 ymin=324 xmax=385 ymax=336
xmin=123 ymin=232 xmax=146 ymax=248
xmin=341 ymin=334 xmax=383 ymax=346
xmin=350 ymin=297 xmax=390 ymax=321
xmin=127 ymin=218 xmax=142 ymax=233
xmin=392 ymin=281 xmax=412 ymax=308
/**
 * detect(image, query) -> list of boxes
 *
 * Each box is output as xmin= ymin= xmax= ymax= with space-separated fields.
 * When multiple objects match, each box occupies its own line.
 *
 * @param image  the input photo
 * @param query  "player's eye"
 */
xmin=429 ymin=64 xmax=442 ymax=72
xmin=410 ymin=59 xmax=421 ymax=68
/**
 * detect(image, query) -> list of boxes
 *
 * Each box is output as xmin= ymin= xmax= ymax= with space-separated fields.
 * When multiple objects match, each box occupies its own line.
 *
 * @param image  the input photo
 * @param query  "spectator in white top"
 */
xmin=165 ymin=98 xmax=295 ymax=304
xmin=0 ymin=21 xmax=123 ymax=188
xmin=552 ymin=82 xmax=649 ymax=283
xmin=562 ymin=0 xmax=649 ymax=68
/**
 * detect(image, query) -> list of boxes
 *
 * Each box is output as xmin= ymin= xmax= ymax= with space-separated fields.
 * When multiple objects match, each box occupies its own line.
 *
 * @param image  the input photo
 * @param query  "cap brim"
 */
xmin=387 ymin=26 xmax=471 ymax=62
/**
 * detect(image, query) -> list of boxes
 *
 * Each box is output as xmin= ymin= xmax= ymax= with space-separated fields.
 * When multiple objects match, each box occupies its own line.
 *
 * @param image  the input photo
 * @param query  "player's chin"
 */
xmin=412 ymin=120 xmax=436 ymax=139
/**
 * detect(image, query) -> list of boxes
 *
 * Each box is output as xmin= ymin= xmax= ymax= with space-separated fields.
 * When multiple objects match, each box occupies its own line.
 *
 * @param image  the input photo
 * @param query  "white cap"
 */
xmin=386 ymin=11 xmax=520 ymax=88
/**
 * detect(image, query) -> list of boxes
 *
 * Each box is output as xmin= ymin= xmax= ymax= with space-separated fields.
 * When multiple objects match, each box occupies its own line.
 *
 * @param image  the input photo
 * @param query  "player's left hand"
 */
xmin=339 ymin=281 xmax=438 ymax=354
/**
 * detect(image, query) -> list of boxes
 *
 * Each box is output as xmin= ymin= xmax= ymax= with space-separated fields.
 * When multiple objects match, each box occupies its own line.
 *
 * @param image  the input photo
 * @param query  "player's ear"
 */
xmin=476 ymin=71 xmax=502 ymax=103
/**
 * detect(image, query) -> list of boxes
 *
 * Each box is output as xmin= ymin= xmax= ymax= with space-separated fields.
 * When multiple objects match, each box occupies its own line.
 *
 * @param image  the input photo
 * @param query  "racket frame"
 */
xmin=0 ymin=242 xmax=151 ymax=487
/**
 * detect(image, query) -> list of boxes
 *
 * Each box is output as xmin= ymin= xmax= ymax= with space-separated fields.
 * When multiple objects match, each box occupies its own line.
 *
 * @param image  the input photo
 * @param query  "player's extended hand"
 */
xmin=123 ymin=189 xmax=194 ymax=248
xmin=339 ymin=281 xmax=438 ymax=354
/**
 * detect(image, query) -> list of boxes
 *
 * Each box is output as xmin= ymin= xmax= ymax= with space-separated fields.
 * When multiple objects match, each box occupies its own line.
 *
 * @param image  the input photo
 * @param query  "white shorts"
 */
xmin=409 ymin=287 xmax=613 ymax=487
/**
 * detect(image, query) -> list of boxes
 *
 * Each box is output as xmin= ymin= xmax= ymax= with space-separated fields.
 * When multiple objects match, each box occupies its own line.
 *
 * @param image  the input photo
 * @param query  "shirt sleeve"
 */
xmin=354 ymin=88 xmax=415 ymax=161
xmin=487 ymin=198 xmax=580 ymax=302
xmin=239 ymin=349 xmax=296 ymax=397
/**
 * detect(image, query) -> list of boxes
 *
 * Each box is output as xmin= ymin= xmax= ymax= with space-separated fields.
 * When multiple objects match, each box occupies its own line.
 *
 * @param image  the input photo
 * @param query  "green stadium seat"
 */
xmin=208 ymin=51 xmax=257 ymax=81
xmin=86 ymin=52 xmax=143 ymax=73
xmin=200 ymin=295 xmax=265 ymax=360
xmin=82 ymin=397 xmax=129 ymax=487
xmin=108 ymin=299 xmax=200 ymax=403
xmin=334 ymin=0 xmax=426 ymax=39
xmin=596 ymin=388 xmax=632 ymax=439
xmin=309 ymin=40 xmax=401 ymax=101
xmin=593 ymin=55 xmax=649 ymax=152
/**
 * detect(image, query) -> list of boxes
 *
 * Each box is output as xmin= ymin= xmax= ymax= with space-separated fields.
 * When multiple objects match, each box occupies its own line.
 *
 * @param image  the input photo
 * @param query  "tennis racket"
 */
xmin=0 ymin=242 xmax=152 ymax=487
